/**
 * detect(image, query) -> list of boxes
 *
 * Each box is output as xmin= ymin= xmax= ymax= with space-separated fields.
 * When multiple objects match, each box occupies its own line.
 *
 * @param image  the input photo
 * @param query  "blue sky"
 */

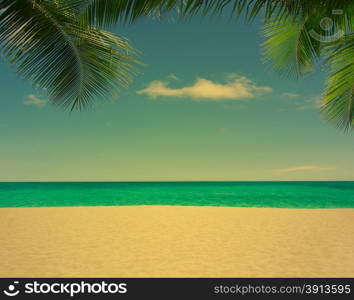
xmin=0 ymin=14 xmax=353 ymax=181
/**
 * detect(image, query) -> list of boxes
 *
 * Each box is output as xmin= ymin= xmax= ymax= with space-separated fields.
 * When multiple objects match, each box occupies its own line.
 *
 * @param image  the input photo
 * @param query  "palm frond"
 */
xmin=0 ymin=0 xmax=140 ymax=110
xmin=79 ymin=0 xmax=290 ymax=26
xmin=79 ymin=0 xmax=175 ymax=26
xmin=261 ymin=15 xmax=322 ymax=77
xmin=79 ymin=0 xmax=354 ymax=26
xmin=322 ymin=34 xmax=354 ymax=130
xmin=262 ymin=0 xmax=354 ymax=76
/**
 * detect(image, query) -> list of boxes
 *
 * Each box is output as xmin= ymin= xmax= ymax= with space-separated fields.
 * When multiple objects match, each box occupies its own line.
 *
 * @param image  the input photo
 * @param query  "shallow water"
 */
xmin=0 ymin=181 xmax=353 ymax=208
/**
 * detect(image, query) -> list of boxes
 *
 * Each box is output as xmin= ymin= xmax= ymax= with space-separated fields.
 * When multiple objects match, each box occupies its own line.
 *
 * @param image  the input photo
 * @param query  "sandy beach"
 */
xmin=0 ymin=206 xmax=353 ymax=277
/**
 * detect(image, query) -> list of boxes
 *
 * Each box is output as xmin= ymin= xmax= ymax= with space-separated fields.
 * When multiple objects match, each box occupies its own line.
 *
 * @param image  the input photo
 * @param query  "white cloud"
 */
xmin=137 ymin=74 xmax=272 ymax=101
xmin=282 ymin=92 xmax=300 ymax=99
xmin=275 ymin=165 xmax=334 ymax=173
xmin=23 ymin=94 xmax=47 ymax=108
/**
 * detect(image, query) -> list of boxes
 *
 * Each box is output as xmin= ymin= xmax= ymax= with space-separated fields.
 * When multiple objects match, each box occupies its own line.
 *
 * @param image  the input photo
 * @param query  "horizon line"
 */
xmin=0 ymin=180 xmax=353 ymax=183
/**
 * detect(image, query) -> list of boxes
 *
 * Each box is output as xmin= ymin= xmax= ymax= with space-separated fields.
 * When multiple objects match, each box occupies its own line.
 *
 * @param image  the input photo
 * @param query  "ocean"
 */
xmin=0 ymin=181 xmax=353 ymax=208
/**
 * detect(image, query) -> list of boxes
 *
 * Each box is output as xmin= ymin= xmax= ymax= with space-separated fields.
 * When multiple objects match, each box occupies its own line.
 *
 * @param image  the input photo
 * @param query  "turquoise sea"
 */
xmin=0 ymin=181 xmax=353 ymax=208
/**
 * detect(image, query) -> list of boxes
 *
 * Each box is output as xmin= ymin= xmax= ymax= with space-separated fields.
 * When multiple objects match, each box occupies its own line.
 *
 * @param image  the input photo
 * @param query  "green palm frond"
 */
xmin=0 ymin=0 xmax=139 ymax=110
xmin=79 ymin=0 xmax=291 ymax=26
xmin=262 ymin=1 xmax=353 ymax=78
xmin=261 ymin=1 xmax=354 ymax=129
xmin=80 ymin=0 xmax=354 ymax=26
xmin=262 ymin=15 xmax=322 ymax=77
xmin=80 ymin=0 xmax=176 ymax=26
xmin=322 ymin=34 xmax=354 ymax=130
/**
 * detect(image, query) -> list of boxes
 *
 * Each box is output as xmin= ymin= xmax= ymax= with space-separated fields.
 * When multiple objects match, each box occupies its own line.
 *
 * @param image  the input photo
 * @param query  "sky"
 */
xmin=0 ymin=12 xmax=353 ymax=181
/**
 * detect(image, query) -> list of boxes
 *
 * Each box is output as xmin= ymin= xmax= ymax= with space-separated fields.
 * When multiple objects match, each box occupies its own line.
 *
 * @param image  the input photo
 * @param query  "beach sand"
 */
xmin=0 ymin=206 xmax=353 ymax=277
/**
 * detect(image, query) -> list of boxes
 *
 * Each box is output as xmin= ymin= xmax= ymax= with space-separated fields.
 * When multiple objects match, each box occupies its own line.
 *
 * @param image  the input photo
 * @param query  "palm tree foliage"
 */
xmin=0 ymin=0 xmax=139 ymax=110
xmin=260 ymin=1 xmax=354 ymax=130
xmin=0 ymin=0 xmax=353 ymax=129
xmin=79 ymin=0 xmax=350 ymax=25
xmin=79 ymin=0 xmax=354 ymax=130
xmin=322 ymin=34 xmax=354 ymax=129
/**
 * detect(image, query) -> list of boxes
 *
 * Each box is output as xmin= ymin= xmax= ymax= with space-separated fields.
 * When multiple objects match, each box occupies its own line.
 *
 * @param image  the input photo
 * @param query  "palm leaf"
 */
xmin=79 ymin=0 xmax=293 ymax=26
xmin=261 ymin=2 xmax=353 ymax=77
xmin=261 ymin=15 xmax=322 ymax=77
xmin=79 ymin=0 xmax=354 ymax=26
xmin=262 ymin=0 xmax=353 ymax=77
xmin=80 ymin=0 xmax=176 ymax=26
xmin=0 ymin=0 xmax=139 ymax=110
xmin=322 ymin=34 xmax=354 ymax=130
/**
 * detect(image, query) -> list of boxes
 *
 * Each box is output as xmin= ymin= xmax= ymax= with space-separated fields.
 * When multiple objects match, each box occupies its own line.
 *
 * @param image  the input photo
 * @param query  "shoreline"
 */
xmin=2 ymin=205 xmax=354 ymax=209
xmin=1 ymin=206 xmax=353 ymax=277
